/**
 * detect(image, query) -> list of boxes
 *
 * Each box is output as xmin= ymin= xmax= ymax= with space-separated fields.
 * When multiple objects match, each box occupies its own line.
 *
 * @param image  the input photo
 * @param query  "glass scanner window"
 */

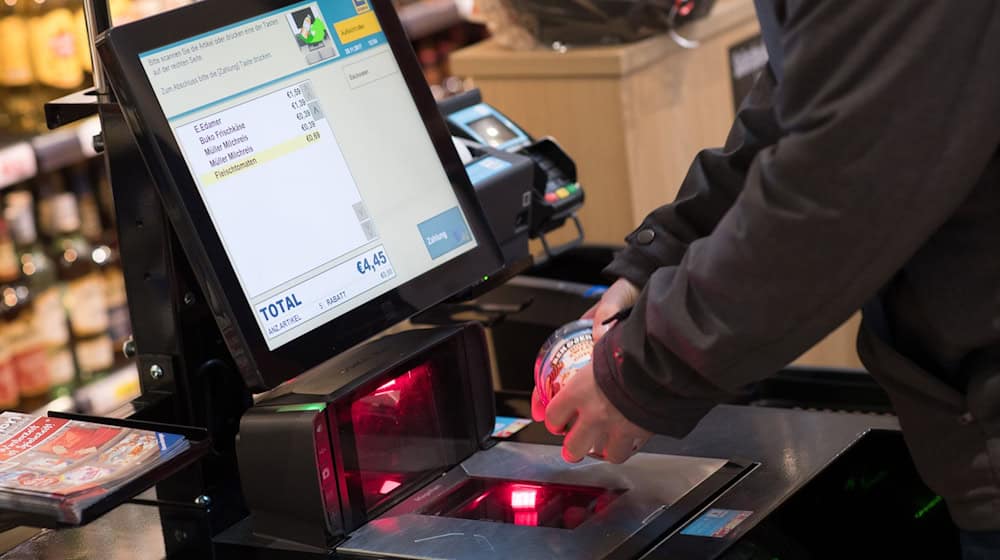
xmin=422 ymin=477 xmax=625 ymax=530
xmin=338 ymin=359 xmax=477 ymax=514
xmin=467 ymin=115 xmax=518 ymax=148
xmin=139 ymin=0 xmax=478 ymax=350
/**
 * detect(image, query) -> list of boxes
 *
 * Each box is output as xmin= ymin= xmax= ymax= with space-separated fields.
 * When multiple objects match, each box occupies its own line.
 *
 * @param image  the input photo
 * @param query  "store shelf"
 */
xmin=0 ymin=116 xmax=101 ymax=191
xmin=32 ymin=364 xmax=142 ymax=417
xmin=398 ymin=0 xmax=462 ymax=41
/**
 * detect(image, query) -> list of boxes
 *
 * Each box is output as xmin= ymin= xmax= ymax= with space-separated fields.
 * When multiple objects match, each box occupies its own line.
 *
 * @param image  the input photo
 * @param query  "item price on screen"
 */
xmin=257 ymin=244 xmax=395 ymax=338
xmin=286 ymin=86 xmax=302 ymax=98
xmin=291 ymin=99 xmax=308 ymax=109
xmin=301 ymin=121 xmax=316 ymax=132
xmin=296 ymin=110 xmax=312 ymax=120
xmin=305 ymin=131 xmax=322 ymax=143
xmin=356 ymin=250 xmax=389 ymax=276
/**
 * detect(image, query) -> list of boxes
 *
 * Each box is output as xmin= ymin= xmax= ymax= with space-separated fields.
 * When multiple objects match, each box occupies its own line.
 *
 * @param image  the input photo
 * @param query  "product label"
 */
xmin=47 ymin=348 xmax=76 ymax=386
xmin=0 ymin=143 xmax=38 ymax=191
xmin=35 ymin=288 xmax=70 ymax=346
xmin=0 ymin=353 xmax=19 ymax=407
xmin=13 ymin=344 xmax=50 ymax=397
xmin=538 ymin=331 xmax=593 ymax=406
xmin=79 ymin=196 xmax=102 ymax=241
xmin=75 ymin=335 xmax=113 ymax=378
xmin=107 ymin=303 xmax=131 ymax=345
xmin=66 ymin=274 xmax=109 ymax=336
xmin=4 ymin=314 xmax=51 ymax=397
xmin=0 ymin=16 xmax=33 ymax=85
xmin=681 ymin=509 xmax=753 ymax=538
xmin=105 ymin=270 xmax=131 ymax=344
xmin=28 ymin=8 xmax=83 ymax=89
xmin=0 ymin=239 xmax=17 ymax=280
xmin=492 ymin=416 xmax=532 ymax=439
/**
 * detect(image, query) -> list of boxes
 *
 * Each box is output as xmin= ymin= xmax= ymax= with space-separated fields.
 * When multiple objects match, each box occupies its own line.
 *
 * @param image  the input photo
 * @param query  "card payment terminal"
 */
xmin=440 ymin=90 xmax=586 ymax=259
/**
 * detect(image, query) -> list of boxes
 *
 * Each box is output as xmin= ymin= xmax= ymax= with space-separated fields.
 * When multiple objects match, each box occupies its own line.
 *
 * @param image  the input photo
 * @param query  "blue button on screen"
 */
xmin=418 ymin=206 xmax=473 ymax=259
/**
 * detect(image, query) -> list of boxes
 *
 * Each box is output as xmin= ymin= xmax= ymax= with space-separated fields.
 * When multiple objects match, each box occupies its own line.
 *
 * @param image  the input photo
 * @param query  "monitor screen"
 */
xmin=138 ymin=0 xmax=478 ymax=350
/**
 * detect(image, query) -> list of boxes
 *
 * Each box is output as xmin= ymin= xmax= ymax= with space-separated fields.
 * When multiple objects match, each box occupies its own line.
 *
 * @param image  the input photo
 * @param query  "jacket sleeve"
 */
xmin=604 ymin=67 xmax=781 ymax=288
xmin=594 ymin=1 xmax=1000 ymax=437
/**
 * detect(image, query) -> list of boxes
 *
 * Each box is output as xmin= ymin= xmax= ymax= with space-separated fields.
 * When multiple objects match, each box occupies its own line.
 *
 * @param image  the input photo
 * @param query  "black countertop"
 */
xmin=0 ymin=404 xmax=899 ymax=559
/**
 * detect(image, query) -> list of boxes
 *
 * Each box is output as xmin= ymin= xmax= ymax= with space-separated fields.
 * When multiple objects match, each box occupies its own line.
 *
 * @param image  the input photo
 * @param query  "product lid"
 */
xmin=51 ymin=193 xmax=81 ymax=234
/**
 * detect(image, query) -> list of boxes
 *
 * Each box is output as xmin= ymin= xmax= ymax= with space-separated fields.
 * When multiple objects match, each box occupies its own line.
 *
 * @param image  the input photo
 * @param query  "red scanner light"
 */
xmin=378 ymin=480 xmax=402 ymax=495
xmin=510 ymin=487 xmax=539 ymax=510
xmin=514 ymin=511 xmax=539 ymax=527
xmin=347 ymin=361 xmax=453 ymax=512
xmin=374 ymin=379 xmax=397 ymax=393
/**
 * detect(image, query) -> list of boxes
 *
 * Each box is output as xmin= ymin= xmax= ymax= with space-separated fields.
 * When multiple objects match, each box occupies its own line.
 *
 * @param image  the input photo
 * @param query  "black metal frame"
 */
xmin=41 ymin=3 xmax=253 ymax=555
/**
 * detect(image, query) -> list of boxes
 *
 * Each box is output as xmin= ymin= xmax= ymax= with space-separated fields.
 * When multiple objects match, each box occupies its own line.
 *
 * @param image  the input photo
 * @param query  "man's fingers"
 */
xmin=605 ymin=433 xmax=637 ymax=464
xmin=562 ymin=419 xmax=602 ymax=463
xmin=593 ymin=320 xmax=613 ymax=341
xmin=544 ymin=389 xmax=576 ymax=435
xmin=531 ymin=387 xmax=545 ymax=422
xmin=587 ymin=434 xmax=609 ymax=460
xmin=581 ymin=301 xmax=600 ymax=320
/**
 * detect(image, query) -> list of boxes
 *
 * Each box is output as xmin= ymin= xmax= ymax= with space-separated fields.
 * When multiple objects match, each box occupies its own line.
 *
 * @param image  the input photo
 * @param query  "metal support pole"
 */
xmin=81 ymin=0 xmax=113 ymax=94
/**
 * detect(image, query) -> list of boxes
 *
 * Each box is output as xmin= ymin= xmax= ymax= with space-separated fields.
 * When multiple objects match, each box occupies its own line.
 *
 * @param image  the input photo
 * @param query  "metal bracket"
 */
xmin=535 ymin=213 xmax=585 ymax=266
xmin=137 ymin=354 xmax=177 ymax=394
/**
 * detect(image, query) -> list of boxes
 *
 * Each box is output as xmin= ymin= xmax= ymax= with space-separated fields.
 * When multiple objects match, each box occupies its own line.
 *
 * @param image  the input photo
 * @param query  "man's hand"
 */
xmin=532 ymin=362 xmax=652 ymax=464
xmin=583 ymin=278 xmax=640 ymax=341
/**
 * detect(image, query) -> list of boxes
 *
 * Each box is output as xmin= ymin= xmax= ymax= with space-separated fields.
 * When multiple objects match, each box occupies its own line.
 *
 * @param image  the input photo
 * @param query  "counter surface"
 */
xmin=0 ymin=404 xmax=899 ymax=559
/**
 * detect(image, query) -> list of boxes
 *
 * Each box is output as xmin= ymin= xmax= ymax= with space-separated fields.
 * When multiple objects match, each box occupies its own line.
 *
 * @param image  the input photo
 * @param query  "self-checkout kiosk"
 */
xmin=4 ymin=1 xmax=961 ymax=559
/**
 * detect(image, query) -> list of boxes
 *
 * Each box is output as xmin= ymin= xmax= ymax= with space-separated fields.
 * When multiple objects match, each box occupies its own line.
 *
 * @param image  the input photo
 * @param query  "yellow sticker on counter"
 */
xmin=334 ymin=11 xmax=381 ymax=45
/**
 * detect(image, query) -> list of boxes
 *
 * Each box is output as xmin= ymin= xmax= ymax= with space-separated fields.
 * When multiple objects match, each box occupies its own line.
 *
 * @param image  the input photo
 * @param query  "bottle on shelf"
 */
xmin=85 ymin=163 xmax=133 ymax=367
xmin=0 ymin=0 xmax=44 ymax=134
xmin=0 ymin=305 xmax=20 ymax=411
xmin=0 ymin=215 xmax=46 ymax=411
xmin=103 ymin=244 xmax=131 ymax=370
xmin=5 ymin=193 xmax=75 ymax=400
xmin=50 ymin=192 xmax=113 ymax=386
xmin=0 ymin=217 xmax=19 ymax=411
xmin=0 ymin=209 xmax=18 ymax=285
xmin=69 ymin=163 xmax=103 ymax=243
xmin=34 ymin=171 xmax=67 ymax=246
xmin=3 ymin=287 xmax=53 ymax=411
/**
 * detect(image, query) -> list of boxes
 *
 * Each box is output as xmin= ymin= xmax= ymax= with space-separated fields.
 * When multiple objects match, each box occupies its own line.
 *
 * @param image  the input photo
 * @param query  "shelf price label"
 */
xmin=0 ymin=142 xmax=38 ymax=190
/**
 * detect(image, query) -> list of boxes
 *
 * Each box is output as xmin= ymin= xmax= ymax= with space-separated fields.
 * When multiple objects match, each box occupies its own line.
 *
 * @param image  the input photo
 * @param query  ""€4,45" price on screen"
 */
xmin=357 ymin=249 xmax=392 ymax=279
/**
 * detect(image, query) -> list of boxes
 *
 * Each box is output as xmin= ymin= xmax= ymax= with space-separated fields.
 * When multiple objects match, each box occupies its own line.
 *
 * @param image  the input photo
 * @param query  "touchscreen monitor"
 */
xmin=98 ymin=0 xmax=503 ymax=388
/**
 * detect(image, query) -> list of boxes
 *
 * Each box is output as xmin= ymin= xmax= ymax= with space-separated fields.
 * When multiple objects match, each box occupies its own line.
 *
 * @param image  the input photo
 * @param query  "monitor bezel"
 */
xmin=96 ymin=0 xmax=504 ymax=391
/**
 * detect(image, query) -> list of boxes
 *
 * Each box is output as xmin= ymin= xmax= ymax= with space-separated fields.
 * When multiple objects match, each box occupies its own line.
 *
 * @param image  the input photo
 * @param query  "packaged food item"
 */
xmin=533 ymin=319 xmax=594 ymax=407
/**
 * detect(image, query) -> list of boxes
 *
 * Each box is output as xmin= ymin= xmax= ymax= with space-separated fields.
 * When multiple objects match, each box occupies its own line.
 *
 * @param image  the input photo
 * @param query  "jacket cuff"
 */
xmin=602 ymin=222 xmax=690 ymax=288
xmin=592 ymin=323 xmax=716 ymax=439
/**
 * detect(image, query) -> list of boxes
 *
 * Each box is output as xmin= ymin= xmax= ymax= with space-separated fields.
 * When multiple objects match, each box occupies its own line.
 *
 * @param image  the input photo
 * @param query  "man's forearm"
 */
xmin=604 ymin=68 xmax=781 ymax=288
xmin=595 ymin=0 xmax=1000 ymax=435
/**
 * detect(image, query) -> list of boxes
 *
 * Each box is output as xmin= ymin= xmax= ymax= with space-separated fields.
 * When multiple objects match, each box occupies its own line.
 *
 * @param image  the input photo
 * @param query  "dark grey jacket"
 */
xmin=592 ymin=1 xmax=1000 ymax=530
